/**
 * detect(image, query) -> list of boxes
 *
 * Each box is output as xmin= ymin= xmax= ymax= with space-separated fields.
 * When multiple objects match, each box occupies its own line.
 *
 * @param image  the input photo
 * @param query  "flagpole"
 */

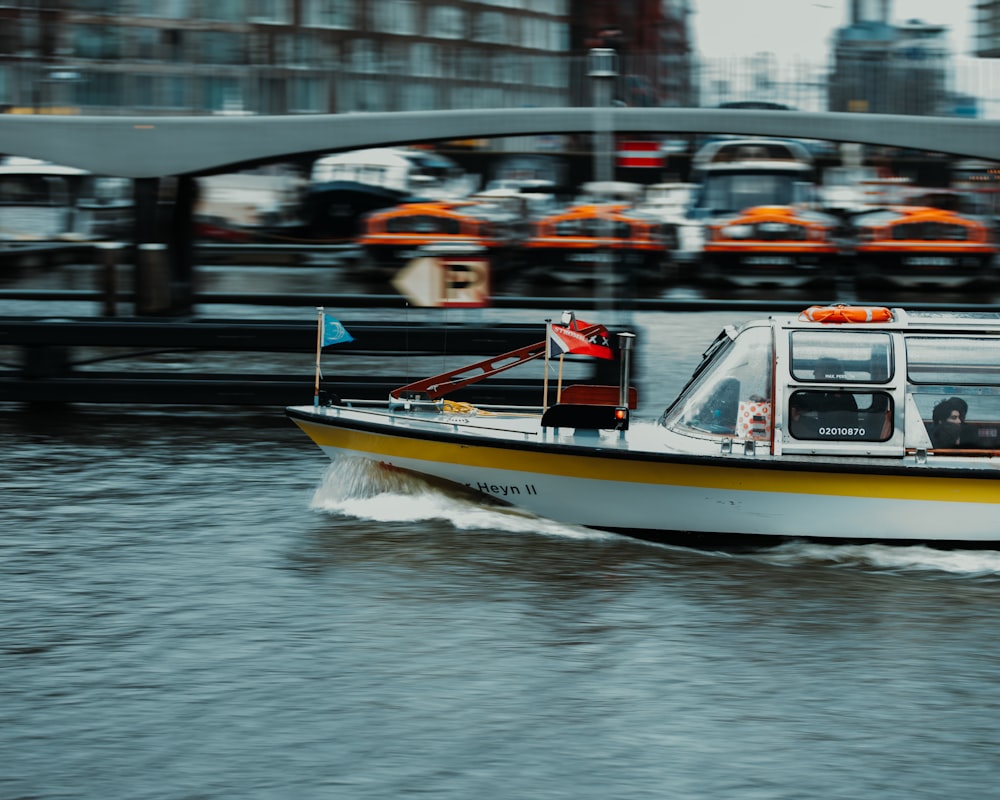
xmin=314 ymin=306 xmax=323 ymax=408
xmin=542 ymin=319 xmax=551 ymax=411
xmin=556 ymin=353 xmax=565 ymax=403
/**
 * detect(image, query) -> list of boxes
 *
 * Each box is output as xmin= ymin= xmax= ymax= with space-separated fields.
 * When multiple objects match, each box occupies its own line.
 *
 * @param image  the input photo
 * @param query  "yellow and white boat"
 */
xmin=288 ymin=306 xmax=1000 ymax=548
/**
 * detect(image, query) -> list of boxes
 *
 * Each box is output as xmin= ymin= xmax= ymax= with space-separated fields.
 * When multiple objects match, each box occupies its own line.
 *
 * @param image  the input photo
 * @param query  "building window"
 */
xmin=77 ymin=71 xmax=123 ymax=108
xmin=346 ymin=78 xmax=388 ymax=112
xmin=136 ymin=0 xmax=190 ymax=17
xmin=535 ymin=54 xmax=567 ymax=88
xmin=427 ymin=6 xmax=466 ymax=39
xmin=474 ymin=10 xmax=507 ymax=44
xmin=522 ymin=17 xmax=567 ymax=51
xmin=303 ymin=0 xmax=354 ymax=29
xmin=132 ymin=27 xmax=161 ymax=61
xmin=373 ymin=0 xmax=417 ymax=35
xmin=18 ymin=16 xmax=38 ymax=57
xmin=0 ymin=20 xmax=19 ymax=59
xmin=202 ymin=0 xmax=245 ymax=22
xmin=290 ymin=33 xmax=330 ymax=66
xmin=458 ymin=47 xmax=485 ymax=80
xmin=399 ymin=82 xmax=438 ymax=110
xmin=290 ymin=76 xmax=325 ymax=112
xmin=349 ymin=39 xmax=379 ymax=73
xmin=382 ymin=41 xmax=410 ymax=74
xmin=202 ymin=75 xmax=243 ymax=112
xmin=410 ymin=42 xmax=442 ymax=77
xmin=70 ymin=25 xmax=122 ymax=60
xmin=197 ymin=31 xmax=247 ymax=65
xmin=493 ymin=53 xmax=524 ymax=84
xmin=75 ymin=0 xmax=123 ymax=10
xmin=249 ymin=0 xmax=291 ymax=23
xmin=166 ymin=75 xmax=189 ymax=109
xmin=133 ymin=74 xmax=155 ymax=108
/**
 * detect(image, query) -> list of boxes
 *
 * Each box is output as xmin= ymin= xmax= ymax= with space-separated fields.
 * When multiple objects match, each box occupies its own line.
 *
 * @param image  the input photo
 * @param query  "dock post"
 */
xmin=96 ymin=241 xmax=124 ymax=317
xmin=168 ymin=175 xmax=198 ymax=316
xmin=135 ymin=242 xmax=171 ymax=316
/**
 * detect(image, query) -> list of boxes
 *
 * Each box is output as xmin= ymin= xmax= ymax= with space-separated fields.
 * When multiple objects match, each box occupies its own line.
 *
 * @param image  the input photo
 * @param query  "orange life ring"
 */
xmin=799 ymin=304 xmax=893 ymax=324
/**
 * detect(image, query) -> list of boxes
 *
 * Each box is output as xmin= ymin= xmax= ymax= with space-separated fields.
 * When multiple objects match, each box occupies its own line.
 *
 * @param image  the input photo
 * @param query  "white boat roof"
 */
xmin=0 ymin=156 xmax=90 ymax=176
xmin=579 ymin=180 xmax=644 ymax=199
xmin=311 ymin=147 xmax=457 ymax=171
xmin=693 ymin=138 xmax=813 ymax=169
xmin=770 ymin=307 xmax=1000 ymax=331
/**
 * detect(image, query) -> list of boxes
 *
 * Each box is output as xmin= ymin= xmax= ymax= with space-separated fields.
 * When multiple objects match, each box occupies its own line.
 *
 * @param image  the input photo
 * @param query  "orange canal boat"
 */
xmin=356 ymin=196 xmax=527 ymax=274
xmin=701 ymin=204 xmax=843 ymax=288
xmin=522 ymin=201 xmax=672 ymax=284
xmin=850 ymin=204 xmax=998 ymax=289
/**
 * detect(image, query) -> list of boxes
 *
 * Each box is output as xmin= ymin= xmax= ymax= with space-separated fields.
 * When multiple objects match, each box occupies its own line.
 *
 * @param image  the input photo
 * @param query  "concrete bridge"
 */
xmin=3 ymin=107 xmax=1000 ymax=315
xmin=2 ymin=107 xmax=1000 ymax=177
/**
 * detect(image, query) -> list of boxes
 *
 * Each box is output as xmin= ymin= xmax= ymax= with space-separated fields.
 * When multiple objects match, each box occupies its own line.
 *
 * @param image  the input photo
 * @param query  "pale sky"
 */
xmin=691 ymin=0 xmax=976 ymax=60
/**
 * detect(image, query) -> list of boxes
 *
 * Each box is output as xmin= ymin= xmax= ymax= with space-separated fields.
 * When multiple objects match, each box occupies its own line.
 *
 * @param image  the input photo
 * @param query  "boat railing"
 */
xmin=382 ymin=394 xmax=545 ymax=416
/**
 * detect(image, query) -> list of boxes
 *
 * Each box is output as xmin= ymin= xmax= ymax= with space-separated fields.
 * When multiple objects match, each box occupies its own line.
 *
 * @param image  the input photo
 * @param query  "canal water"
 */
xmin=3 ymin=268 xmax=1000 ymax=799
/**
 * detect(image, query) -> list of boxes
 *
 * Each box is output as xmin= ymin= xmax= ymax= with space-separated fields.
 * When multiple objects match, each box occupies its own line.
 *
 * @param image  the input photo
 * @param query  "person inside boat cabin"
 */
xmin=930 ymin=397 xmax=977 ymax=449
xmin=788 ymin=394 xmax=822 ymax=438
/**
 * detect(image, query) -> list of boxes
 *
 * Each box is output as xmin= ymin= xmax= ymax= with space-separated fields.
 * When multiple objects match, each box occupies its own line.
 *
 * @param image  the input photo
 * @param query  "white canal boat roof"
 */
xmin=771 ymin=308 xmax=1000 ymax=331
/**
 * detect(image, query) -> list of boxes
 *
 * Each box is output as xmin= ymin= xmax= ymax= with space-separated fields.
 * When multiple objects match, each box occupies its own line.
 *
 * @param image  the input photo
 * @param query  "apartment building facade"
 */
xmin=0 ymin=1 xmax=583 ymax=115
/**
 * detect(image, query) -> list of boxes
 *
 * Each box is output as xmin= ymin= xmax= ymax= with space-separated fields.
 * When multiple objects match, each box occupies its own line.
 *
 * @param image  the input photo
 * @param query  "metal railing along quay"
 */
xmin=0 ymin=316 xmax=626 ymax=407
xmin=5 ymin=238 xmax=1000 ymax=408
xmin=6 ymin=292 xmax=1000 ymax=408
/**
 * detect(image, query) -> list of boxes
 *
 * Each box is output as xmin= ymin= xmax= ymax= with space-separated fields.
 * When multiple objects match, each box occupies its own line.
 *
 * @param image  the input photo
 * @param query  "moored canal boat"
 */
xmin=357 ymin=195 xmax=526 ymax=274
xmin=522 ymin=201 xmax=670 ymax=284
xmin=700 ymin=204 xmax=843 ymax=288
xmin=849 ymin=203 xmax=998 ymax=289
xmin=288 ymin=306 xmax=1000 ymax=548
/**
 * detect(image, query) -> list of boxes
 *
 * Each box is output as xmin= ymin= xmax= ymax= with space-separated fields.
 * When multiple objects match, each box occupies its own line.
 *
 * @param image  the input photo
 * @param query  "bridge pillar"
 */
xmin=132 ymin=178 xmax=170 ymax=315
xmin=131 ymin=175 xmax=197 ymax=316
xmin=133 ymin=177 xmax=161 ymax=245
xmin=167 ymin=175 xmax=197 ymax=316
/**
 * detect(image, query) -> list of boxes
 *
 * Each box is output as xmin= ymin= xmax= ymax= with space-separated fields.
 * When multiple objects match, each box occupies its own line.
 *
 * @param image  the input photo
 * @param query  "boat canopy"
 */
xmin=659 ymin=308 xmax=1000 ymax=457
xmin=660 ymin=323 xmax=773 ymax=438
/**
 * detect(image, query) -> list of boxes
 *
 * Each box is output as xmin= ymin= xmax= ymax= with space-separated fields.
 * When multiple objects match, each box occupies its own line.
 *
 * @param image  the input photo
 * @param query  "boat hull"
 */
xmin=288 ymin=406 xmax=1000 ymax=546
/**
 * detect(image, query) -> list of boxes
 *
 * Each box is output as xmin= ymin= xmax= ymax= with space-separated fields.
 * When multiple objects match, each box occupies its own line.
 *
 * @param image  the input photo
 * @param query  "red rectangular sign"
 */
xmin=616 ymin=140 xmax=661 ymax=168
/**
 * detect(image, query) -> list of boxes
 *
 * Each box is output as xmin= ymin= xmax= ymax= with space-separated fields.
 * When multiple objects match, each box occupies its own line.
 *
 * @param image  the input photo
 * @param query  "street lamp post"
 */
xmin=588 ymin=48 xmax=617 ymax=184
xmin=588 ymin=48 xmax=618 ymax=306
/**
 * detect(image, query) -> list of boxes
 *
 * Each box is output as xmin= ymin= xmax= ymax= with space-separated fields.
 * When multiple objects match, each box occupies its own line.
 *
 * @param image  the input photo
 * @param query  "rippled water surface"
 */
xmin=4 ymin=281 xmax=1000 ymax=799
xmin=4 ymin=406 xmax=1000 ymax=800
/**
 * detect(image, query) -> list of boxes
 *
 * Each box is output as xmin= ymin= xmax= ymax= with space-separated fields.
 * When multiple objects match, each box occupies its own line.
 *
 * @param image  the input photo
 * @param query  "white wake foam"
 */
xmin=309 ymin=457 xmax=614 ymax=540
xmin=751 ymin=540 xmax=1000 ymax=577
xmin=310 ymin=459 xmax=1000 ymax=571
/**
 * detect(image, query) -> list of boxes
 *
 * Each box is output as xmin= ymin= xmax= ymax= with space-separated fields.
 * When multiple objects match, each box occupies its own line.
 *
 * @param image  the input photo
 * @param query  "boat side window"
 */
xmin=790 ymin=331 xmax=893 ymax=383
xmin=906 ymin=336 xmax=1000 ymax=385
xmin=386 ymin=215 xmax=460 ymax=234
xmin=661 ymin=325 xmax=773 ymax=438
xmin=912 ymin=391 xmax=1000 ymax=450
xmin=0 ymin=175 xmax=67 ymax=206
xmin=788 ymin=390 xmax=893 ymax=442
xmin=908 ymin=336 xmax=1000 ymax=451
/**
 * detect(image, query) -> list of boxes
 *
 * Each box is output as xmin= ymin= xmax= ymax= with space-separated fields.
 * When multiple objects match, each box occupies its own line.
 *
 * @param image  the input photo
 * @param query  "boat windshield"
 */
xmin=693 ymin=172 xmax=811 ymax=217
xmin=660 ymin=324 xmax=773 ymax=438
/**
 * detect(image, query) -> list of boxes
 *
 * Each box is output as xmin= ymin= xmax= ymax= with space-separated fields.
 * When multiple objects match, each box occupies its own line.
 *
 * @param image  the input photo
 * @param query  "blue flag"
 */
xmin=321 ymin=312 xmax=353 ymax=347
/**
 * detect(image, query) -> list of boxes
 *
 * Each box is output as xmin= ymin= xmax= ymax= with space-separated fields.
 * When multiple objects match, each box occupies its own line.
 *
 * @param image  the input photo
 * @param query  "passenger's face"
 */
xmin=946 ymin=409 xmax=963 ymax=423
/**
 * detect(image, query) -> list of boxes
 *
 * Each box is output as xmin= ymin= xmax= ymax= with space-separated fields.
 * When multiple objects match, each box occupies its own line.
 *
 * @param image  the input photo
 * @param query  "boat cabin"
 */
xmin=687 ymin=139 xmax=817 ymax=221
xmin=0 ymin=156 xmax=132 ymax=241
xmin=659 ymin=307 xmax=1000 ymax=458
xmin=310 ymin=147 xmax=472 ymax=200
